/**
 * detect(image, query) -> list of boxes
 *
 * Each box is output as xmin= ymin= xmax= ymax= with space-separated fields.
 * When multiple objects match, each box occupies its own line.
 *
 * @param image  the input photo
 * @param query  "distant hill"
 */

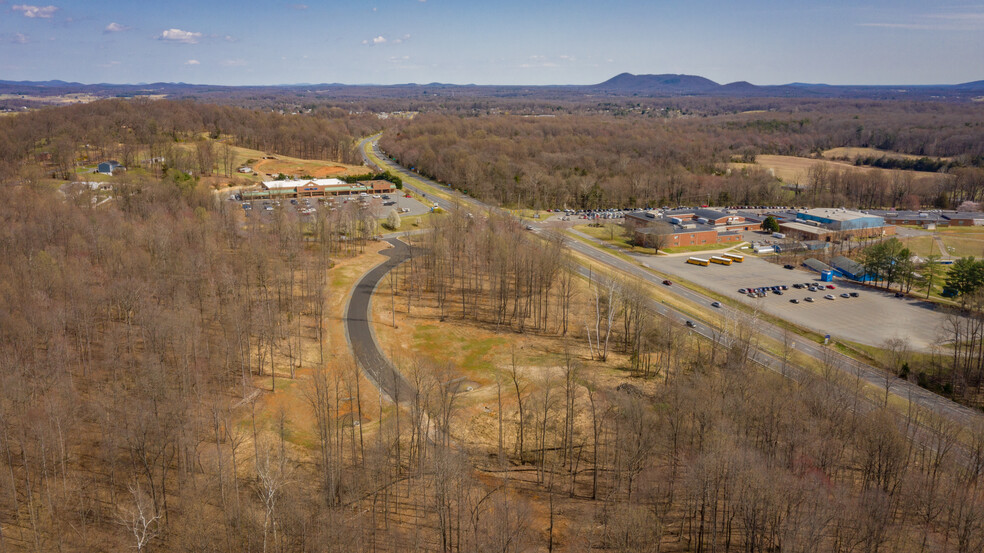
xmin=1 ymin=73 xmax=984 ymax=108
xmin=592 ymin=73 xmax=721 ymax=94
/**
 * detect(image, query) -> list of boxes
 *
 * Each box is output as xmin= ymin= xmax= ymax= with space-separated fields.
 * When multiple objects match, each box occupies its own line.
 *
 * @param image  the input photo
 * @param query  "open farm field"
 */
xmin=732 ymin=154 xmax=944 ymax=187
xmin=823 ymin=147 xmax=952 ymax=162
xmin=0 ymin=92 xmax=102 ymax=105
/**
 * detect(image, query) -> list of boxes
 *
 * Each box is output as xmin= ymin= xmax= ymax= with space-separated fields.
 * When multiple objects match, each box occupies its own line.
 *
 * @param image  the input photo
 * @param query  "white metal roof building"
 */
xmin=262 ymin=178 xmax=346 ymax=189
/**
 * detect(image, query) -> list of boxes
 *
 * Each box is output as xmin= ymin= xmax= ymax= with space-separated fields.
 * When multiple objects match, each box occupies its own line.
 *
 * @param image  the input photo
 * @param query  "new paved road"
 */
xmin=344 ymin=236 xmax=414 ymax=403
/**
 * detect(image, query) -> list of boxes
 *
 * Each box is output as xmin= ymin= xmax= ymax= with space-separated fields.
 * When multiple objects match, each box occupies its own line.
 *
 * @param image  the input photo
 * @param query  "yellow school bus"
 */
xmin=723 ymin=253 xmax=744 ymax=263
xmin=687 ymin=257 xmax=710 ymax=266
xmin=710 ymin=256 xmax=733 ymax=266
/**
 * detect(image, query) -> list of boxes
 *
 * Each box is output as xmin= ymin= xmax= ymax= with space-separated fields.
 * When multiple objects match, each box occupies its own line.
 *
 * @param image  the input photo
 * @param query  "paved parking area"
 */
xmin=645 ymin=253 xmax=951 ymax=350
xmin=240 ymin=192 xmax=430 ymax=219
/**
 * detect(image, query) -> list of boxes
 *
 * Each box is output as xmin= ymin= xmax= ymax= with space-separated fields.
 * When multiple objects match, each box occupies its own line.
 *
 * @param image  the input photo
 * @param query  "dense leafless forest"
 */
xmin=0 ymin=99 xmax=382 ymax=183
xmin=381 ymin=102 xmax=984 ymax=209
xmin=4 ymin=96 xmax=984 ymax=552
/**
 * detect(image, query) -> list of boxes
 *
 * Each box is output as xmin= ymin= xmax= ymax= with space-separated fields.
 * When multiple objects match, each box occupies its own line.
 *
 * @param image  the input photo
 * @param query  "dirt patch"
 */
xmin=254 ymin=158 xmax=349 ymax=178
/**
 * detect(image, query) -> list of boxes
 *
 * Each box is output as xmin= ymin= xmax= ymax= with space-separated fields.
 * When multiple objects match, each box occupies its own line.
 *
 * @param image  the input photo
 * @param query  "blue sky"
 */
xmin=1 ymin=0 xmax=982 ymax=86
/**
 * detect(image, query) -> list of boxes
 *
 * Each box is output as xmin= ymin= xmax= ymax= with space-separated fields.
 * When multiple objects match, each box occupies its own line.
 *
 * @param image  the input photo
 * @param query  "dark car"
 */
xmin=850 ymin=292 xmax=859 ymax=297
xmin=784 ymin=264 xmax=794 ymax=270
xmin=685 ymin=320 xmax=696 ymax=328
xmin=793 ymin=284 xmax=803 ymax=289
xmin=663 ymin=280 xmax=672 ymax=286
xmin=790 ymin=298 xmax=800 ymax=304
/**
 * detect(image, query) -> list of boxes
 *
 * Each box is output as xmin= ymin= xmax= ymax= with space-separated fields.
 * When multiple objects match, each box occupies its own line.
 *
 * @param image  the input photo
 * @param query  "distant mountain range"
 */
xmin=589 ymin=73 xmax=984 ymax=100
xmin=2 ymin=73 xmax=984 ymax=106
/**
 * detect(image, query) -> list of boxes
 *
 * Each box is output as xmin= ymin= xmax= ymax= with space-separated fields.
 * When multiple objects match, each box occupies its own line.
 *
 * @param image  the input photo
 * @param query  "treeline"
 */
xmin=856 ymin=155 xmax=954 ymax=172
xmin=381 ymin=102 xmax=984 ymax=210
xmin=0 ymin=98 xmax=383 ymax=182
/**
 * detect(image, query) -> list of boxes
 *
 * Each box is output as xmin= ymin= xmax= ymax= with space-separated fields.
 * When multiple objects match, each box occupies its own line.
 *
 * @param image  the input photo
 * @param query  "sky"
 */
xmin=0 ymin=0 xmax=982 ymax=86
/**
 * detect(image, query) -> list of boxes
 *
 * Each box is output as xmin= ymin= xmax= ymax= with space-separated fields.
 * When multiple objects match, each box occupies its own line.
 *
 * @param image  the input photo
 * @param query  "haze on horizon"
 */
xmin=1 ymin=0 xmax=982 ymax=87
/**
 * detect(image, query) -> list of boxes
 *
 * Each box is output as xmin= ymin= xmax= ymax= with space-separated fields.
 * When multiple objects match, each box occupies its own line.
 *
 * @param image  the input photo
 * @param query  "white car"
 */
xmin=824 ymin=294 xmax=835 ymax=300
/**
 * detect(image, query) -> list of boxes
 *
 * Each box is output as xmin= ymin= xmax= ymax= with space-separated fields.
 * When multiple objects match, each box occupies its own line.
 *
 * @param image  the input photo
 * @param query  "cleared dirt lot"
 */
xmin=645 ymin=253 xmax=951 ymax=351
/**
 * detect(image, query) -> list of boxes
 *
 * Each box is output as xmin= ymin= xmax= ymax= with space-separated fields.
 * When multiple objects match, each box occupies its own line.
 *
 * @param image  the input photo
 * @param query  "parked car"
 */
xmin=827 ymin=285 xmax=836 ymax=289
xmin=790 ymin=298 xmax=800 ymax=304
xmin=824 ymin=294 xmax=835 ymax=300
xmin=784 ymin=264 xmax=794 ymax=270
xmin=840 ymin=293 xmax=850 ymax=298
xmin=850 ymin=292 xmax=859 ymax=297
xmin=711 ymin=301 xmax=721 ymax=308
xmin=663 ymin=280 xmax=672 ymax=286
xmin=805 ymin=297 xmax=815 ymax=302
xmin=685 ymin=320 xmax=696 ymax=328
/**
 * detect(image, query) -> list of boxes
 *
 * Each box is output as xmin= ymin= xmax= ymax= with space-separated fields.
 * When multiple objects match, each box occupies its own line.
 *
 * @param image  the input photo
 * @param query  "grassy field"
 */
xmin=573 ymin=223 xmax=656 ymax=254
xmin=898 ymin=235 xmax=938 ymax=258
xmin=731 ymin=154 xmax=942 ymax=188
xmin=823 ymin=147 xmax=951 ymax=162
xmin=662 ymin=242 xmax=744 ymax=255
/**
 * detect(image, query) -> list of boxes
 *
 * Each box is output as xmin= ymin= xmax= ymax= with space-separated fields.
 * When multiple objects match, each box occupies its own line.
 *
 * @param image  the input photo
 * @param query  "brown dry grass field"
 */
xmin=731 ymin=154 xmax=942 ymax=187
xmin=243 ymin=241 xmax=388 ymax=467
xmin=823 ymin=147 xmax=952 ymax=162
xmin=0 ymin=92 xmax=102 ymax=105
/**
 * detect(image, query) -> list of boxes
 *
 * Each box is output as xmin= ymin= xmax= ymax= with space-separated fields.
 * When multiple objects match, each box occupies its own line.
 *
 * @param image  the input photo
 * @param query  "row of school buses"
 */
xmin=686 ymin=253 xmax=744 ymax=266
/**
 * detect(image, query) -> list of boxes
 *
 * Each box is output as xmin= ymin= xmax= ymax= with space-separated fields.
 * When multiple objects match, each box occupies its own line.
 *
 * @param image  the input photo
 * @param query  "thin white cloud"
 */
xmin=11 ymin=32 xmax=28 ymax=44
xmin=363 ymin=35 xmax=387 ymax=45
xmin=158 ymin=28 xmax=202 ymax=44
xmin=222 ymin=59 xmax=247 ymax=67
xmin=859 ymin=9 xmax=984 ymax=31
xmin=392 ymin=33 xmax=411 ymax=43
xmin=185 ymin=59 xmax=200 ymax=65
xmin=291 ymin=3 xmax=308 ymax=9
xmin=98 ymin=60 xmax=121 ymax=68
xmin=104 ymin=22 xmax=129 ymax=33
xmin=12 ymin=4 xmax=58 ymax=18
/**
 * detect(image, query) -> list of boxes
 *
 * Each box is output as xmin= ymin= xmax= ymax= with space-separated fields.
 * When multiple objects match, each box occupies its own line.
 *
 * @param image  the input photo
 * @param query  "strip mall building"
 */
xmin=241 ymin=178 xmax=397 ymax=200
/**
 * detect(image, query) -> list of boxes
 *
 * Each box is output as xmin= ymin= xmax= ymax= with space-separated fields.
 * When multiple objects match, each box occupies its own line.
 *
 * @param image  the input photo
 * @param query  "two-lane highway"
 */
xmin=358 ymin=134 xmax=982 ymax=429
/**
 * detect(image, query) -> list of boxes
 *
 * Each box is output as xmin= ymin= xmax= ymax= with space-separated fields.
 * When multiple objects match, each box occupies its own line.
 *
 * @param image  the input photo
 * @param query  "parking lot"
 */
xmin=646 ymin=253 xmax=952 ymax=350
xmin=240 ymin=192 xmax=431 ymax=219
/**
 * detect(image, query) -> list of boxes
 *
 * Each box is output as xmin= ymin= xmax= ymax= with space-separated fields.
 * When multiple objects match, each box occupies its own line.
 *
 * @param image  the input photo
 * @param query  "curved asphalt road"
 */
xmin=358 ymin=134 xmax=983 ymax=429
xmin=344 ymin=236 xmax=414 ymax=403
